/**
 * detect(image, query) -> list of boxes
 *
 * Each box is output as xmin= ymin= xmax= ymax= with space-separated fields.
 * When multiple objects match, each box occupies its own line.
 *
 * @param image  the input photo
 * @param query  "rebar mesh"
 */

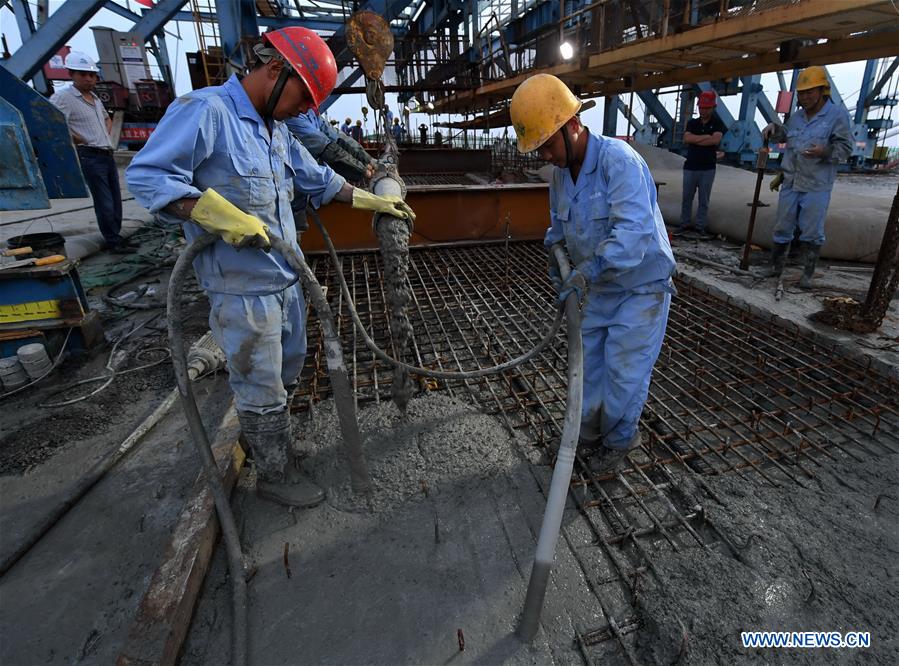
xmin=294 ymin=240 xmax=899 ymax=658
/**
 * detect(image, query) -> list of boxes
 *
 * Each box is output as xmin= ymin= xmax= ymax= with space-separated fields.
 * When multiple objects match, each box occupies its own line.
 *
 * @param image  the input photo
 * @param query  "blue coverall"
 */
xmin=126 ymin=75 xmax=346 ymax=415
xmin=770 ymin=98 xmax=852 ymax=245
xmin=546 ymin=133 xmax=676 ymax=450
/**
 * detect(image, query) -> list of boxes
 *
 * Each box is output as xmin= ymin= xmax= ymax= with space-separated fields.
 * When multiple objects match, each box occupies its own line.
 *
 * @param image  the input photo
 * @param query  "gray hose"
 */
xmin=267 ymin=235 xmax=372 ymax=495
xmin=308 ymin=208 xmax=566 ymax=379
xmin=517 ymin=243 xmax=584 ymax=642
xmin=167 ymin=233 xmax=247 ymax=666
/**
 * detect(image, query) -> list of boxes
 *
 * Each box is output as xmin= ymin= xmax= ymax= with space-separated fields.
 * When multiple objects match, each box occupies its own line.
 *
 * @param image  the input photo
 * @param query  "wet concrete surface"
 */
xmin=634 ymin=452 xmax=899 ymax=665
xmin=181 ymin=393 xmax=599 ymax=665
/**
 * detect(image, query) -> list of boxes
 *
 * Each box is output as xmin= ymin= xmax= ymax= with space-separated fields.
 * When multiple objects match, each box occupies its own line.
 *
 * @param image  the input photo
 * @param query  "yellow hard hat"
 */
xmin=510 ymin=74 xmax=582 ymax=154
xmin=796 ymin=66 xmax=829 ymax=92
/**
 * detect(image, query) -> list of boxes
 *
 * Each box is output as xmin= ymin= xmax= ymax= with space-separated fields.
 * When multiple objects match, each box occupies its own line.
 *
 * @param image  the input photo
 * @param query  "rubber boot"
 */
xmin=238 ymin=410 xmax=325 ymax=509
xmin=760 ymin=242 xmax=789 ymax=278
xmin=589 ymin=431 xmax=640 ymax=476
xmin=799 ymin=242 xmax=821 ymax=290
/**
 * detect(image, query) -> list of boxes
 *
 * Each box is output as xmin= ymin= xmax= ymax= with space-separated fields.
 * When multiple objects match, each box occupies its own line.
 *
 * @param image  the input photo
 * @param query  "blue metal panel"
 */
xmin=217 ymin=0 xmax=258 ymax=70
xmin=636 ymin=90 xmax=673 ymax=131
xmin=132 ymin=0 xmax=191 ymax=41
xmin=1 ymin=0 xmax=105 ymax=81
xmin=856 ymin=59 xmax=878 ymax=125
xmin=0 ymin=67 xmax=88 ymax=200
xmin=0 ymin=97 xmax=49 ymax=211
xmin=10 ymin=0 xmax=51 ymax=94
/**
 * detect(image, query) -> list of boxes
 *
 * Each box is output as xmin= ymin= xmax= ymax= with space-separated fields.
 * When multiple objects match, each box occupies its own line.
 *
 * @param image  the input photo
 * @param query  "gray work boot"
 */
xmin=759 ymin=242 xmax=789 ymax=278
xmin=799 ymin=242 xmax=821 ymax=290
xmin=238 ymin=410 xmax=325 ymax=509
xmin=589 ymin=431 xmax=640 ymax=476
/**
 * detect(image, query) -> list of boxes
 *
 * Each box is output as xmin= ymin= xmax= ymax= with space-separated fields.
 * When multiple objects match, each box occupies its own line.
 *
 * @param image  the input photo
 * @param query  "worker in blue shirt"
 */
xmin=285 ymin=108 xmax=375 ymax=232
xmin=511 ymin=74 xmax=676 ymax=476
xmin=761 ymin=66 xmax=852 ymax=288
xmin=126 ymin=28 xmax=414 ymax=509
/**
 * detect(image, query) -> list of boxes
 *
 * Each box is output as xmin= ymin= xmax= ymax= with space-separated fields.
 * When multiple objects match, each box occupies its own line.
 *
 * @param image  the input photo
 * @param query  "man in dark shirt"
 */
xmin=680 ymin=90 xmax=726 ymax=234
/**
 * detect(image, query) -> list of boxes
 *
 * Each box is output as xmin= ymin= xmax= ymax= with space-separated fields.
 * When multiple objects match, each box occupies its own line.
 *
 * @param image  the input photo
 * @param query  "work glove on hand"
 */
xmin=352 ymin=188 xmax=416 ymax=224
xmin=190 ymin=188 xmax=270 ymax=248
xmin=557 ymin=269 xmax=587 ymax=304
xmin=769 ymin=172 xmax=783 ymax=192
xmin=761 ymin=122 xmax=776 ymax=142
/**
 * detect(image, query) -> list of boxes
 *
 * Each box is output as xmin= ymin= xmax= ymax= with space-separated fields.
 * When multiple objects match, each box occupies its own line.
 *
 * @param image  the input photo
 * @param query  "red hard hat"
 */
xmin=263 ymin=27 xmax=337 ymax=110
xmin=698 ymin=90 xmax=717 ymax=109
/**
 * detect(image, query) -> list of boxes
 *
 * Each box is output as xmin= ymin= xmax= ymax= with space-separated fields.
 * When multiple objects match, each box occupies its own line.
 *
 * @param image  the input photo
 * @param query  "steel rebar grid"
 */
xmin=293 ymin=240 xmax=899 ymax=656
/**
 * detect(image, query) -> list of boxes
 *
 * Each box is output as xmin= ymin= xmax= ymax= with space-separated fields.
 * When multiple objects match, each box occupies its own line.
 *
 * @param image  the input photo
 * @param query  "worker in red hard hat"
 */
xmin=678 ymin=89 xmax=727 ymax=236
xmin=127 ymin=27 xmax=415 ymax=510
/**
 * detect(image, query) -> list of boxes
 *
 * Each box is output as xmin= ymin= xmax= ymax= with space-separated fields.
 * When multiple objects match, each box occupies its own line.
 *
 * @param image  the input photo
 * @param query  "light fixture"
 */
xmin=411 ymin=2 xmax=426 ymax=22
xmin=426 ymin=102 xmax=434 ymax=111
xmin=560 ymin=41 xmax=574 ymax=60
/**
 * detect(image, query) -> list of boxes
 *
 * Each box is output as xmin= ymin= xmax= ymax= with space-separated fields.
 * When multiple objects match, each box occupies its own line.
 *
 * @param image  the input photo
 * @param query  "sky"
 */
xmin=1 ymin=2 xmax=895 ymax=147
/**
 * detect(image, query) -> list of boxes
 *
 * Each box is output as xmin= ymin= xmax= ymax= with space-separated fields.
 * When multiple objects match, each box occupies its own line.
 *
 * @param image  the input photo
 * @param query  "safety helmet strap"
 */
xmin=264 ymin=65 xmax=293 ymax=118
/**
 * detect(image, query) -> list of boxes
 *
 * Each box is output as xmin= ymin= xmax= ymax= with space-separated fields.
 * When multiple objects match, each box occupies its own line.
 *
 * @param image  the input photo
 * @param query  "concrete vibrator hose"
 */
xmin=306 ymin=212 xmax=585 ymax=638
xmin=169 ymin=226 xmax=583 ymax=661
xmin=167 ymin=233 xmax=374 ymax=666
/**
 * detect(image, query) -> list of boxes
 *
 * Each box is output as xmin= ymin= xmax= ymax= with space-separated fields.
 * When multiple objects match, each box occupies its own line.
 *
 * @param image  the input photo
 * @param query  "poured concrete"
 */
xmin=181 ymin=394 xmax=599 ymax=664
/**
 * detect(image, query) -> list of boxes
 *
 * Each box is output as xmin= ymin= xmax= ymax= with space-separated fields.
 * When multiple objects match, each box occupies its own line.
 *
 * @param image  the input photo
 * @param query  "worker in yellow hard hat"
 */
xmin=760 ymin=65 xmax=852 ymax=288
xmin=511 ymin=73 xmax=676 ymax=476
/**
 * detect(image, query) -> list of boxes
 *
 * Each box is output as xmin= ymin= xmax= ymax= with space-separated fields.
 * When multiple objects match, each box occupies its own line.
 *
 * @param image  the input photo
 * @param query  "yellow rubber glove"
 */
xmin=769 ymin=172 xmax=783 ymax=192
xmin=189 ymin=188 xmax=270 ymax=248
xmin=351 ymin=188 xmax=416 ymax=223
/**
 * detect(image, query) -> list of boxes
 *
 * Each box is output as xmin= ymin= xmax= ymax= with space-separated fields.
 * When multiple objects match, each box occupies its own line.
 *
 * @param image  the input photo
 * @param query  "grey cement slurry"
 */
xmin=374 ymin=217 xmax=415 ymax=412
xmin=182 ymin=393 xmax=597 ymax=665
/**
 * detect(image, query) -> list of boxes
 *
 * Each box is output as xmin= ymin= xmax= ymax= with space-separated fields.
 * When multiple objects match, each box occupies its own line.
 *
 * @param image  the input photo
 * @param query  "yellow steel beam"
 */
xmin=590 ymin=30 xmax=899 ymax=96
xmin=435 ymin=0 xmax=895 ymax=113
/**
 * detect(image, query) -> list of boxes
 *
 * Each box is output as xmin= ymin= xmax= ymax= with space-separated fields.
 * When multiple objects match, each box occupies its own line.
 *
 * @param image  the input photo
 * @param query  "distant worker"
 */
xmin=351 ymin=119 xmax=364 ymax=143
xmin=511 ymin=74 xmax=676 ymax=475
xmin=384 ymin=106 xmax=394 ymax=126
xmin=391 ymin=117 xmax=405 ymax=143
xmin=761 ymin=65 xmax=852 ymax=288
xmin=126 ymin=28 xmax=414 ymax=509
xmin=285 ymin=108 xmax=375 ymax=232
xmin=341 ymin=117 xmax=352 ymax=135
xmin=50 ymin=51 xmax=131 ymax=253
xmin=679 ymin=90 xmax=726 ymax=235
xmin=418 ymin=123 xmax=428 ymax=145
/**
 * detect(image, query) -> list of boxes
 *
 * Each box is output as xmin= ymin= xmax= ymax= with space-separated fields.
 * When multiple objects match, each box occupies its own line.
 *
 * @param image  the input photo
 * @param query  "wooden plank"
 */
xmin=117 ymin=405 xmax=245 ymax=666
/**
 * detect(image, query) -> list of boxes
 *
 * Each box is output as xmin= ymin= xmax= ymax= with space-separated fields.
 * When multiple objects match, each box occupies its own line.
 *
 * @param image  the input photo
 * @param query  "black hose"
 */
xmin=167 ymin=234 xmax=248 ymax=666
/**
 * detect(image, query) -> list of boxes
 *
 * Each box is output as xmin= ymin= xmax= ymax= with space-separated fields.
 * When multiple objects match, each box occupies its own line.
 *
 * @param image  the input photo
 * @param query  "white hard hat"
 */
xmin=64 ymin=51 xmax=99 ymax=73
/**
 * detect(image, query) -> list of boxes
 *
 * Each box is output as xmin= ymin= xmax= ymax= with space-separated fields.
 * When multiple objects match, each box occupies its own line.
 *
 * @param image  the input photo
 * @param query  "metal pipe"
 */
xmin=517 ymin=243 xmax=584 ymax=642
xmin=740 ymin=149 xmax=768 ymax=270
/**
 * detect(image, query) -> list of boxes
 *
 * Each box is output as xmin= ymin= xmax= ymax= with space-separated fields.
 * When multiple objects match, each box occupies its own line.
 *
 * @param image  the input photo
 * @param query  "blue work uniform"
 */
xmin=770 ymin=98 xmax=852 ymax=245
xmin=126 ymin=75 xmax=345 ymax=415
xmin=285 ymin=109 xmax=338 ymax=158
xmin=545 ymin=132 xmax=676 ymax=450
